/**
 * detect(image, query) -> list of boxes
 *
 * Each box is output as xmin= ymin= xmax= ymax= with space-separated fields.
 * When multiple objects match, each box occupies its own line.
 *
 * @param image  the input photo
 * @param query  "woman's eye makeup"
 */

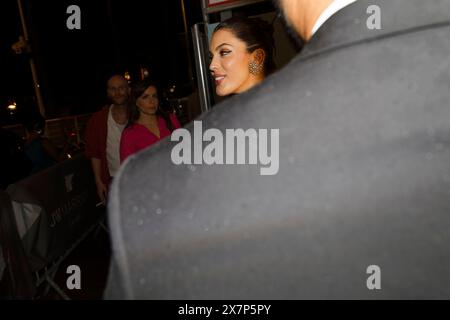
xmin=220 ymin=49 xmax=231 ymax=56
xmin=209 ymin=45 xmax=232 ymax=60
xmin=140 ymin=93 xmax=158 ymax=100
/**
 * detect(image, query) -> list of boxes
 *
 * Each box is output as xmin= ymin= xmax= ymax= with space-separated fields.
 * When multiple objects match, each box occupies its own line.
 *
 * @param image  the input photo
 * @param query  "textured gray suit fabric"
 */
xmin=105 ymin=0 xmax=450 ymax=299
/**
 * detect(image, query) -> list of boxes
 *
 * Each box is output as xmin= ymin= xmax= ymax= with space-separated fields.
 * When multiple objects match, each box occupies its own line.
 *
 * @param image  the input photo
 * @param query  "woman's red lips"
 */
xmin=214 ymin=74 xmax=226 ymax=86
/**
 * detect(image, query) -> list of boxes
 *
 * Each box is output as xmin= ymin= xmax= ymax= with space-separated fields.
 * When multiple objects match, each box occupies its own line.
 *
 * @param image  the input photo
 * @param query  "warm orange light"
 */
xmin=8 ymin=102 xmax=17 ymax=111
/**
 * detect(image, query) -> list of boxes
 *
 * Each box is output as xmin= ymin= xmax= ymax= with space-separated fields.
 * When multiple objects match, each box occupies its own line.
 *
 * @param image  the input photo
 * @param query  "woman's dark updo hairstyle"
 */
xmin=128 ymin=78 xmax=174 ymax=132
xmin=213 ymin=16 xmax=276 ymax=75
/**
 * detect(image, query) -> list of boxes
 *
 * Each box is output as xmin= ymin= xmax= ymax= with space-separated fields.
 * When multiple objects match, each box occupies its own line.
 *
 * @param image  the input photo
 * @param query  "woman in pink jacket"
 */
xmin=120 ymin=79 xmax=180 ymax=163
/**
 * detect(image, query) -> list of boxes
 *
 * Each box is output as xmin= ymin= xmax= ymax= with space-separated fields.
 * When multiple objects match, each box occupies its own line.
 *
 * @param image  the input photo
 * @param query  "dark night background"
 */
xmin=0 ymin=0 xmax=203 ymax=125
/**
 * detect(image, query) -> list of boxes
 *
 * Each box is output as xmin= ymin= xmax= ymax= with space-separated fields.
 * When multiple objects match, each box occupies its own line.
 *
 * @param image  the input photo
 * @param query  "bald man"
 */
xmin=85 ymin=75 xmax=130 ymax=203
xmin=105 ymin=0 xmax=450 ymax=299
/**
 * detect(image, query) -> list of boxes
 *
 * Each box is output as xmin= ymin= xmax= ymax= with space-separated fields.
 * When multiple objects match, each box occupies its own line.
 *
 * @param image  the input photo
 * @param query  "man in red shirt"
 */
xmin=85 ymin=75 xmax=130 ymax=203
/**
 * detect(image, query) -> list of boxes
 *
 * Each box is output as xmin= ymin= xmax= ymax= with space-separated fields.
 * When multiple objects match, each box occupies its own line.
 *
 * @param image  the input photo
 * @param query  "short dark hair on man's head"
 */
xmin=107 ymin=74 xmax=128 ymax=87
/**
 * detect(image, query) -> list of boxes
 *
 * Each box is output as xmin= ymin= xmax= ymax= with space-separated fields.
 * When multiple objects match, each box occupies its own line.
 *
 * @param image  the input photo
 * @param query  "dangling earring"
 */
xmin=249 ymin=61 xmax=262 ymax=75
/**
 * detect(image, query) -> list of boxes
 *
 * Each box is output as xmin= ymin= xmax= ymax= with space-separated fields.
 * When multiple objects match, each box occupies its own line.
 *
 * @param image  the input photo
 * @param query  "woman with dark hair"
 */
xmin=209 ymin=16 xmax=276 ymax=97
xmin=120 ymin=79 xmax=181 ymax=162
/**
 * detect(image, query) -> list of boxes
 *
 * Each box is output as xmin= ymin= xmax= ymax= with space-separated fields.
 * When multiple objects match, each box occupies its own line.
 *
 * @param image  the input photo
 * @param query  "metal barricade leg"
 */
xmin=44 ymin=275 xmax=70 ymax=300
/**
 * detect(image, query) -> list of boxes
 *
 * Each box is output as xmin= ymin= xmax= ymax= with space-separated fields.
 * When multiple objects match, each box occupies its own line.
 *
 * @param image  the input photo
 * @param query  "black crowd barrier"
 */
xmin=0 ymin=154 xmax=104 ymax=299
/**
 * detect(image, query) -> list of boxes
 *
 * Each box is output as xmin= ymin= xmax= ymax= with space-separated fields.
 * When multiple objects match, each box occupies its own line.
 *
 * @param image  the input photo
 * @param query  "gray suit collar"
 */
xmin=299 ymin=0 xmax=450 ymax=60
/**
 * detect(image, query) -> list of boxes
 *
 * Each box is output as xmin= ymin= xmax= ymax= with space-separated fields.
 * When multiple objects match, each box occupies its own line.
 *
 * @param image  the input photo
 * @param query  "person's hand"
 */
xmin=96 ymin=180 xmax=108 ymax=204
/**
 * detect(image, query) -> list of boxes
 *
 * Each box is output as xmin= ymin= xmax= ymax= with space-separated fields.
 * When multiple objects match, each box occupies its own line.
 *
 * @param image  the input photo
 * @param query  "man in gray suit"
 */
xmin=105 ymin=0 xmax=450 ymax=299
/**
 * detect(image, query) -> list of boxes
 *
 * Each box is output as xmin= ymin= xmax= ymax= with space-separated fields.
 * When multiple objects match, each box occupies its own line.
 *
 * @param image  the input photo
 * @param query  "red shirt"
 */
xmin=85 ymin=106 xmax=111 ymax=187
xmin=120 ymin=114 xmax=181 ymax=163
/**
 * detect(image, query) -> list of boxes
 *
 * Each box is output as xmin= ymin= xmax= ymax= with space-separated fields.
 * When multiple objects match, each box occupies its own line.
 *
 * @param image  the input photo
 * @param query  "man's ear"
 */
xmin=252 ymin=48 xmax=266 ymax=66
